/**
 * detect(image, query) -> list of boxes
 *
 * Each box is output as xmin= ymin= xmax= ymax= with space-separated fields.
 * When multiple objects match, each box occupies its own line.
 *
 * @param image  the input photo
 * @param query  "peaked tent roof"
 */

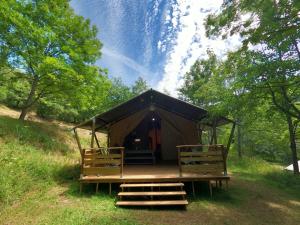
xmin=74 ymin=89 xmax=232 ymax=131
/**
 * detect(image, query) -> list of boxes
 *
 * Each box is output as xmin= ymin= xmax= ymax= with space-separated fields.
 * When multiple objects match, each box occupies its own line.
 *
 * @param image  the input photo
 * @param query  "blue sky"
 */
xmin=70 ymin=0 xmax=241 ymax=96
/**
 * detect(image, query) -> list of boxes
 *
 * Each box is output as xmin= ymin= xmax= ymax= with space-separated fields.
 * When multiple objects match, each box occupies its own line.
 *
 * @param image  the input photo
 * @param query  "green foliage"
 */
xmin=131 ymin=76 xmax=149 ymax=96
xmin=228 ymin=155 xmax=300 ymax=198
xmin=181 ymin=1 xmax=300 ymax=165
xmin=0 ymin=0 xmax=104 ymax=119
xmin=102 ymin=76 xmax=150 ymax=111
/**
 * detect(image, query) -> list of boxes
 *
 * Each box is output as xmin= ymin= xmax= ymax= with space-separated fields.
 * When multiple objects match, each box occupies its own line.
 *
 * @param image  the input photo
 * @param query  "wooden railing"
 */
xmin=177 ymin=145 xmax=227 ymax=176
xmin=81 ymin=147 xmax=124 ymax=178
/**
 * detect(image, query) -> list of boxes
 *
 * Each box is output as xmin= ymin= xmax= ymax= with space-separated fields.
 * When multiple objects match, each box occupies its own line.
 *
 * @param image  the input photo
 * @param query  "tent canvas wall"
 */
xmin=73 ymin=89 xmax=233 ymax=161
xmin=109 ymin=107 xmax=199 ymax=161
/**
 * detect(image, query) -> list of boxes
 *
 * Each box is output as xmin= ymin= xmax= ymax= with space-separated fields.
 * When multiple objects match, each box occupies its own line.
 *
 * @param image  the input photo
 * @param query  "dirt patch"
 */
xmin=131 ymin=178 xmax=300 ymax=225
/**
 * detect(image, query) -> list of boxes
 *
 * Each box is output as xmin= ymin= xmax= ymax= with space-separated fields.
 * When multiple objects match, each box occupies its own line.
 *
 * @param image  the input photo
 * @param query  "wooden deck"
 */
xmin=80 ymin=164 xmax=230 ymax=183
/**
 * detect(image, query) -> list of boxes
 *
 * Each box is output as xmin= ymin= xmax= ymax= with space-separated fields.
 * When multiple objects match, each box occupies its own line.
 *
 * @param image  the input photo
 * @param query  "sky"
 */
xmin=70 ymin=0 xmax=242 ymax=96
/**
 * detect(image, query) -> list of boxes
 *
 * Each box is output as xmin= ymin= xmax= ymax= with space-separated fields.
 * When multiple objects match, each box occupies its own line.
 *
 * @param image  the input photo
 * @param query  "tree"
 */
xmin=179 ymin=51 xmax=257 ymax=157
xmin=0 ymin=0 xmax=102 ymax=120
xmin=103 ymin=77 xmax=133 ymax=109
xmin=205 ymin=0 xmax=300 ymax=173
xmin=131 ymin=76 xmax=149 ymax=96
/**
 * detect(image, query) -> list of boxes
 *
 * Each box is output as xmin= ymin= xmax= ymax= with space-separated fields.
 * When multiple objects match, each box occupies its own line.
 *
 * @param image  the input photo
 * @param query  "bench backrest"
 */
xmin=82 ymin=147 xmax=124 ymax=177
xmin=177 ymin=145 xmax=227 ymax=176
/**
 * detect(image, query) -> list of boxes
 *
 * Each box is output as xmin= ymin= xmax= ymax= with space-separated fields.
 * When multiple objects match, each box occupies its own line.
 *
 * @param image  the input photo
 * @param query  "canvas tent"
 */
xmin=74 ymin=89 xmax=233 ymax=161
xmin=285 ymin=161 xmax=300 ymax=172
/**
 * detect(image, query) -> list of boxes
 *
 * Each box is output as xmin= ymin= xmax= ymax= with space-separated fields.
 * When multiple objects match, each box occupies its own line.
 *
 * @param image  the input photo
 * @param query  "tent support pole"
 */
xmin=95 ymin=133 xmax=101 ymax=148
xmin=74 ymin=128 xmax=84 ymax=177
xmin=107 ymin=126 xmax=110 ymax=148
xmin=91 ymin=118 xmax=96 ymax=148
xmin=226 ymin=122 xmax=236 ymax=156
xmin=210 ymin=119 xmax=217 ymax=144
xmin=213 ymin=120 xmax=217 ymax=144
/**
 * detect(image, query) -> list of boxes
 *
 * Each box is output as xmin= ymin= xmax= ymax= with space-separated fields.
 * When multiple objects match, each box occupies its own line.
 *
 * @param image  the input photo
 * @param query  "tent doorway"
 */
xmin=123 ymin=113 xmax=162 ymax=164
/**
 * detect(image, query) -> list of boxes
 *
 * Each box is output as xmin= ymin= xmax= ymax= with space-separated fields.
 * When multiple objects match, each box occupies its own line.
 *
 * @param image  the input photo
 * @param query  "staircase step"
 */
xmin=116 ymin=200 xmax=188 ymax=206
xmin=120 ymin=183 xmax=184 ymax=188
xmin=118 ymin=191 xmax=186 ymax=196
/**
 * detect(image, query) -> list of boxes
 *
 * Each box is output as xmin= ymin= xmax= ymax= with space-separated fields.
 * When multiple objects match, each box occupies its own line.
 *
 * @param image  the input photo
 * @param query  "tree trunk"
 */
xmin=286 ymin=114 xmax=299 ymax=174
xmin=19 ymin=107 xmax=29 ymax=120
xmin=19 ymin=77 xmax=38 ymax=120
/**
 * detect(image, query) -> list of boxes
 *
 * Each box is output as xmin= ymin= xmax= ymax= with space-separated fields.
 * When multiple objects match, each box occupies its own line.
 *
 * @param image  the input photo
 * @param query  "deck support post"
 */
xmin=96 ymin=183 xmax=99 ymax=193
xmin=192 ymin=181 xmax=195 ymax=198
xmin=209 ymin=181 xmax=212 ymax=197
xmin=80 ymin=183 xmax=83 ymax=194
xmin=225 ymin=180 xmax=228 ymax=190
xmin=109 ymin=183 xmax=112 ymax=195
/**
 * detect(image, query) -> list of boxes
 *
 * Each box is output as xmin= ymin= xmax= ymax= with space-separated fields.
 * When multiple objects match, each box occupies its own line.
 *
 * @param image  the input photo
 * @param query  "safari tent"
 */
xmin=73 ymin=89 xmax=234 ymax=207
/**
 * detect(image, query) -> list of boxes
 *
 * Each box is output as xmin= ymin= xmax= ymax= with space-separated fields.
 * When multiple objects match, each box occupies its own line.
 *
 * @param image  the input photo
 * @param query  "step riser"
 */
xmin=118 ymin=191 xmax=186 ymax=196
xmin=116 ymin=200 xmax=188 ymax=206
xmin=120 ymin=183 xmax=184 ymax=188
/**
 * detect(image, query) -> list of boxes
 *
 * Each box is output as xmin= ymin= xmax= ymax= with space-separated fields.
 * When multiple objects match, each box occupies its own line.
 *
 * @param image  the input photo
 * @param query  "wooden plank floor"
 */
xmin=124 ymin=164 xmax=180 ymax=178
xmin=80 ymin=164 xmax=230 ymax=183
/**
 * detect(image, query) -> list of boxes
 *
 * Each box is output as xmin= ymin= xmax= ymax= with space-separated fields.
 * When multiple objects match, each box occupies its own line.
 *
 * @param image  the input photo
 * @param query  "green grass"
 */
xmin=228 ymin=155 xmax=300 ymax=198
xmin=0 ymin=115 xmax=299 ymax=225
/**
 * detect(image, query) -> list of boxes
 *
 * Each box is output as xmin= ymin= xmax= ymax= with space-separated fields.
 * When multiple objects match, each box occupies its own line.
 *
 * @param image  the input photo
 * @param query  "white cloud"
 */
xmin=102 ymin=47 xmax=155 ymax=83
xmin=102 ymin=47 xmax=150 ymax=76
xmin=157 ymin=1 xmax=242 ymax=97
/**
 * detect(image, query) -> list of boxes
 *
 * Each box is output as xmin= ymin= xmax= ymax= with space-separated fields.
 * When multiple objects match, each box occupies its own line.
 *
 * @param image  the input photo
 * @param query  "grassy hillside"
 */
xmin=0 ymin=114 xmax=299 ymax=225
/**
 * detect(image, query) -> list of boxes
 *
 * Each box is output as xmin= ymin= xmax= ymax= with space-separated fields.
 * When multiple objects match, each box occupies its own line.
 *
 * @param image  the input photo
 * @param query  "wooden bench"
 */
xmin=177 ymin=144 xmax=229 ymax=197
xmin=79 ymin=147 xmax=124 ymax=194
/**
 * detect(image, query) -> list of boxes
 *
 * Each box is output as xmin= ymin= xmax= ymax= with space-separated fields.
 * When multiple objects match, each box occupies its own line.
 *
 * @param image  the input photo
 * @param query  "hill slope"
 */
xmin=0 ymin=109 xmax=299 ymax=225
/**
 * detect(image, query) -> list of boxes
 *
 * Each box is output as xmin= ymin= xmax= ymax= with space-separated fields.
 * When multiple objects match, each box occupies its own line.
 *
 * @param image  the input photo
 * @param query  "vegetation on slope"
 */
xmin=0 ymin=114 xmax=299 ymax=225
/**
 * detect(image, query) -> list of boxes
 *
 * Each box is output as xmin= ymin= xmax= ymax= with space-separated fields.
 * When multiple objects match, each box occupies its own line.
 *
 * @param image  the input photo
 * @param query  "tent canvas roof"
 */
xmin=74 ymin=89 xmax=232 ymax=131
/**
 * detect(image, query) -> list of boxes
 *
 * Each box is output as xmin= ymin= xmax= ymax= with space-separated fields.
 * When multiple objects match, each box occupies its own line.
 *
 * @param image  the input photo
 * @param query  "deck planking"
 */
xmin=80 ymin=164 xmax=230 ymax=183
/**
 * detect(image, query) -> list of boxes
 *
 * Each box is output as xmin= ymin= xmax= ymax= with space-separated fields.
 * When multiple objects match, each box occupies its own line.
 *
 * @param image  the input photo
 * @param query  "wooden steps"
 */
xmin=124 ymin=150 xmax=155 ymax=165
xmin=120 ymin=183 xmax=184 ymax=188
xmin=116 ymin=182 xmax=188 ymax=207
xmin=116 ymin=200 xmax=188 ymax=206
xmin=118 ymin=191 xmax=186 ymax=196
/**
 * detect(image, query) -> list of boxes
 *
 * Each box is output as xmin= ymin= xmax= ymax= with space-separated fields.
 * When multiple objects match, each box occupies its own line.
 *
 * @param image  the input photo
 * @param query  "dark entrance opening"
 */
xmin=123 ymin=113 xmax=161 ymax=165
